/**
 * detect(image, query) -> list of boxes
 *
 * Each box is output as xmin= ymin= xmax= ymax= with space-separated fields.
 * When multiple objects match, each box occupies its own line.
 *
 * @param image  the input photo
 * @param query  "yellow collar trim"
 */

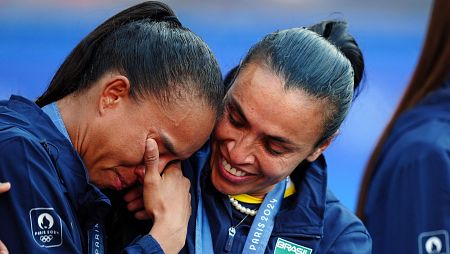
xmin=230 ymin=177 xmax=296 ymax=204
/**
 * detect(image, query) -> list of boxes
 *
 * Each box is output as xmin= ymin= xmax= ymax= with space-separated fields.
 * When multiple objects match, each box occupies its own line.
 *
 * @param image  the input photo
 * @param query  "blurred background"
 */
xmin=0 ymin=0 xmax=433 ymax=211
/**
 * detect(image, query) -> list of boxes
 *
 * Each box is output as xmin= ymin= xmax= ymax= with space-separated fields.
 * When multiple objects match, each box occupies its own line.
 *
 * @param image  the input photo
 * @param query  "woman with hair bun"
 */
xmin=182 ymin=20 xmax=371 ymax=253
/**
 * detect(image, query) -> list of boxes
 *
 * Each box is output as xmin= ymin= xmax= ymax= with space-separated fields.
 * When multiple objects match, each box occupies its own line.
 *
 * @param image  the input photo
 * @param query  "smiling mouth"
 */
xmin=221 ymin=158 xmax=250 ymax=177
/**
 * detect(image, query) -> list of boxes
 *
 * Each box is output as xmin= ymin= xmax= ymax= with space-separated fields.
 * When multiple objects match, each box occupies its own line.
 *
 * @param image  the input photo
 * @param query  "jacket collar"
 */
xmin=2 ymin=95 xmax=110 ymax=217
xmin=197 ymin=138 xmax=328 ymax=239
xmin=271 ymin=155 xmax=327 ymax=238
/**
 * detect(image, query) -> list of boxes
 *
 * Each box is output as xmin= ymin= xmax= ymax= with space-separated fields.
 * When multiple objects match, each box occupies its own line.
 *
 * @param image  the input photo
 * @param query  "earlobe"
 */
xmin=98 ymin=75 xmax=131 ymax=115
xmin=306 ymin=131 xmax=338 ymax=162
xmin=306 ymin=148 xmax=324 ymax=162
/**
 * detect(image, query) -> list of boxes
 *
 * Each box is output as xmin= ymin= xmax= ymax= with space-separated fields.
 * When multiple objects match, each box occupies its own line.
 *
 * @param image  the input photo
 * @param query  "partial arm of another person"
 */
xmin=0 ymin=240 xmax=9 ymax=254
xmin=0 ymin=181 xmax=10 ymax=254
xmin=0 ymin=182 xmax=10 ymax=194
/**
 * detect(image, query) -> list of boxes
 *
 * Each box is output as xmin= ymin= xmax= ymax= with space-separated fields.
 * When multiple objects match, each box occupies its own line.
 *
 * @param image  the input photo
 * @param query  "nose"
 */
xmin=118 ymin=168 xmax=140 ymax=186
xmin=226 ymin=136 xmax=255 ymax=165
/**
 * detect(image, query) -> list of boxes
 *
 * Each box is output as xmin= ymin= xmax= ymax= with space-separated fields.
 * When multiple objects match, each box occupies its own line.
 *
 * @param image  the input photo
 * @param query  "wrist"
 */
xmin=149 ymin=220 xmax=186 ymax=254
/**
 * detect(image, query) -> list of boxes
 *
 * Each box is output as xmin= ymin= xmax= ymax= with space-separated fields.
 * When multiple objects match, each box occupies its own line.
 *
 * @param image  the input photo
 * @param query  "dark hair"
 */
xmin=224 ymin=20 xmax=364 ymax=146
xmin=357 ymin=0 xmax=450 ymax=219
xmin=36 ymin=1 xmax=223 ymax=113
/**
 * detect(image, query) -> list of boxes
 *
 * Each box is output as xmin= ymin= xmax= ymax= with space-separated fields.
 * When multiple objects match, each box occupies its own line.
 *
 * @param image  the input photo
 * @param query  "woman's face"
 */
xmin=211 ymin=63 xmax=331 ymax=197
xmin=80 ymin=77 xmax=217 ymax=191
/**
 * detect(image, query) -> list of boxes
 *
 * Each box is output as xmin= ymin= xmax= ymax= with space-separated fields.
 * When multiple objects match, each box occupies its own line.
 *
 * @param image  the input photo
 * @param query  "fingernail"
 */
xmin=146 ymin=138 xmax=157 ymax=150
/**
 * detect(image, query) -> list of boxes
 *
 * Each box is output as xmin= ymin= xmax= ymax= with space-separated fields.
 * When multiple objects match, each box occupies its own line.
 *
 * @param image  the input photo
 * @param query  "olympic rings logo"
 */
xmin=40 ymin=235 xmax=53 ymax=243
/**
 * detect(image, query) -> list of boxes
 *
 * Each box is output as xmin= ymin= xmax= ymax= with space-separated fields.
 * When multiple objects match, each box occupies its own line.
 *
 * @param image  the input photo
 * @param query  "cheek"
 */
xmin=120 ymin=136 xmax=146 ymax=165
xmin=260 ymin=157 xmax=297 ymax=180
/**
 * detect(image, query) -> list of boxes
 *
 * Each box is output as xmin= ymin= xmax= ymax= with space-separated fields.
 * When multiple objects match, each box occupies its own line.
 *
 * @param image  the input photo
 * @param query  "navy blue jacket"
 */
xmin=363 ymin=83 xmax=450 ymax=253
xmin=183 ymin=144 xmax=372 ymax=254
xmin=0 ymin=96 xmax=162 ymax=253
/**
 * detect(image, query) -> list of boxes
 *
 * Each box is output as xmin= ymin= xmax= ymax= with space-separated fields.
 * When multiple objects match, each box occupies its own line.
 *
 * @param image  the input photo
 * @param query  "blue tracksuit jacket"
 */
xmin=0 ymin=96 xmax=163 ymax=253
xmin=182 ymin=144 xmax=372 ymax=254
xmin=363 ymin=82 xmax=450 ymax=254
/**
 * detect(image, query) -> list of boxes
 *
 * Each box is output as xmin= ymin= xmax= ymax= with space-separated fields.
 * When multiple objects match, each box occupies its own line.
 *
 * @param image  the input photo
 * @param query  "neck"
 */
xmin=57 ymin=94 xmax=90 ymax=157
xmin=248 ymin=193 xmax=267 ymax=199
xmin=248 ymin=184 xmax=276 ymax=199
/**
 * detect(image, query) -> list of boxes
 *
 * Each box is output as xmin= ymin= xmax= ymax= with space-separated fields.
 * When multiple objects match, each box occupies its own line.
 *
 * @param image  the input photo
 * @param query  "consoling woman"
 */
xmin=184 ymin=20 xmax=371 ymax=254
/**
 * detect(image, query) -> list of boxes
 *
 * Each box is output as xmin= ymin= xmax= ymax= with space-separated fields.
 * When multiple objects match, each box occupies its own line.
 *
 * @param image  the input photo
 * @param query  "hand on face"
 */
xmin=122 ymin=185 xmax=147 ymax=220
xmin=141 ymin=137 xmax=191 ymax=254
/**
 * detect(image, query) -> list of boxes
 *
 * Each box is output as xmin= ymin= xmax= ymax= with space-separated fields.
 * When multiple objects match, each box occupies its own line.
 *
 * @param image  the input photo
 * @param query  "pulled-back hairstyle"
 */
xmin=36 ymin=1 xmax=223 ymax=113
xmin=225 ymin=21 xmax=364 ymax=146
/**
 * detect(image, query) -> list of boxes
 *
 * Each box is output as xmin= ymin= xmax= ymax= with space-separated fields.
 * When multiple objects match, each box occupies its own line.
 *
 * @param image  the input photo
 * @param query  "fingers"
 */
xmin=134 ymin=210 xmax=152 ymax=220
xmin=0 ymin=182 xmax=10 ymax=194
xmin=134 ymin=166 xmax=145 ymax=184
xmin=0 ymin=240 xmax=8 ymax=254
xmin=144 ymin=138 xmax=160 ymax=183
xmin=123 ymin=186 xmax=143 ymax=203
xmin=161 ymin=161 xmax=183 ymax=178
xmin=127 ymin=198 xmax=144 ymax=212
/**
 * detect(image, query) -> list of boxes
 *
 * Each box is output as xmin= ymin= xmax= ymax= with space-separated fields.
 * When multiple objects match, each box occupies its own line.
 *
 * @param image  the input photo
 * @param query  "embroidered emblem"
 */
xmin=418 ymin=230 xmax=449 ymax=254
xmin=29 ymin=208 xmax=63 ymax=248
xmin=274 ymin=238 xmax=312 ymax=254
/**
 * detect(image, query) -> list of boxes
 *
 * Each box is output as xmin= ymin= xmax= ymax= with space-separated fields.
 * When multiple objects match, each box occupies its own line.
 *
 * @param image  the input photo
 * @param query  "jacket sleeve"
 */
xmin=122 ymin=235 xmax=164 ymax=254
xmin=367 ymin=141 xmax=450 ymax=253
xmin=0 ymin=134 xmax=82 ymax=253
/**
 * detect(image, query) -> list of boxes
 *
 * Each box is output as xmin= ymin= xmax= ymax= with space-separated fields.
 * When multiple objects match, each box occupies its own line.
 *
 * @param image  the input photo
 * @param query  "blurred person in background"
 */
xmin=357 ymin=0 xmax=449 ymax=253
xmin=0 ymin=1 xmax=223 ymax=253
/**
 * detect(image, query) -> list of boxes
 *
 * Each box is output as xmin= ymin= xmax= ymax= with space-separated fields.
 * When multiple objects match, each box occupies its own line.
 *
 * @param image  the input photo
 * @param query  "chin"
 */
xmin=210 ymin=168 xmax=243 ymax=195
xmin=211 ymin=169 xmax=231 ymax=195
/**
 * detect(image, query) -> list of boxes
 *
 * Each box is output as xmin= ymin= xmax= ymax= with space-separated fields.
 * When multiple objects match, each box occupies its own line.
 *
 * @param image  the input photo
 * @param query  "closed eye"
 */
xmin=227 ymin=111 xmax=245 ymax=128
xmin=225 ymin=101 xmax=246 ymax=128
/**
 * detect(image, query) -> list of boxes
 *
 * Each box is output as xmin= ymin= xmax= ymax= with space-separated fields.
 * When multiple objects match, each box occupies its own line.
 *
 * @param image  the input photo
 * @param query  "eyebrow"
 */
xmin=160 ymin=132 xmax=181 ymax=158
xmin=228 ymin=95 xmax=300 ymax=150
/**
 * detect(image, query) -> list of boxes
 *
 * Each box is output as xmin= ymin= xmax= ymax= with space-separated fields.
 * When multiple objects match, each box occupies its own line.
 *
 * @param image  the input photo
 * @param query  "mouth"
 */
xmin=217 ymin=155 xmax=255 ymax=184
xmin=113 ymin=169 xmax=127 ymax=190
xmin=222 ymin=159 xmax=249 ymax=176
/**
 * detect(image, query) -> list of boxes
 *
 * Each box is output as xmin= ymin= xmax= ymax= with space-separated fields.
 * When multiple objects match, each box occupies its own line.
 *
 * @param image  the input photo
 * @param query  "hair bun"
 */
xmin=308 ymin=20 xmax=364 ymax=96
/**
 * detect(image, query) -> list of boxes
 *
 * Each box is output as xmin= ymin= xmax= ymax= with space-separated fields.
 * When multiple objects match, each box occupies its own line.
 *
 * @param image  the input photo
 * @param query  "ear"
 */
xmin=306 ymin=131 xmax=339 ymax=162
xmin=98 ymin=75 xmax=131 ymax=115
